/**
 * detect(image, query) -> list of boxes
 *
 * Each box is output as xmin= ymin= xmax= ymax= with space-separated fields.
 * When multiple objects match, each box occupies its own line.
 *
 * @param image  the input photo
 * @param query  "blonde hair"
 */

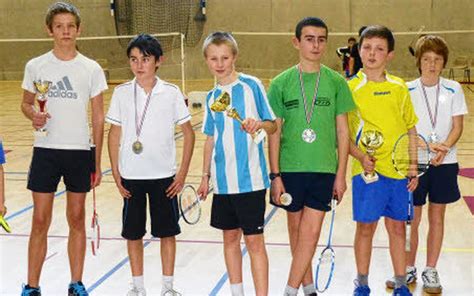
xmin=202 ymin=31 xmax=238 ymax=57
xmin=415 ymin=35 xmax=449 ymax=71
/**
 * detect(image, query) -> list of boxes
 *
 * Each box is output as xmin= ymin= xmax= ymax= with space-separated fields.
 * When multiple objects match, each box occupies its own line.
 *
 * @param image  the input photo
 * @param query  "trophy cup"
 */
xmin=210 ymin=92 xmax=267 ymax=144
xmin=360 ymin=130 xmax=384 ymax=183
xmin=33 ymin=80 xmax=52 ymax=137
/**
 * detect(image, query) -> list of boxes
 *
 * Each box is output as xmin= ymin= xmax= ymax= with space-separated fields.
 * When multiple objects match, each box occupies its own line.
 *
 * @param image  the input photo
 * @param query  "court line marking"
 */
xmin=209 ymin=206 xmax=279 ymax=296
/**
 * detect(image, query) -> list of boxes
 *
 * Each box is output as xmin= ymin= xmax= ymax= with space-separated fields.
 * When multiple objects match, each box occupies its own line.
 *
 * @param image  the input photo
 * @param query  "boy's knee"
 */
xmin=244 ymin=235 xmax=266 ymax=254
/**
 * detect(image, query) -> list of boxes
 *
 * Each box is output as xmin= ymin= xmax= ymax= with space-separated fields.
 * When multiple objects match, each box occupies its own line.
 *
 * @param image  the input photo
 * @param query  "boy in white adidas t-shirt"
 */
xmin=20 ymin=2 xmax=107 ymax=295
xmin=107 ymin=34 xmax=195 ymax=296
xmin=385 ymin=35 xmax=468 ymax=294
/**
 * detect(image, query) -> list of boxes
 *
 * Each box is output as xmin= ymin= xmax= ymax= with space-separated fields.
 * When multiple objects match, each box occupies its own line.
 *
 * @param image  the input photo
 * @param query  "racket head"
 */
xmin=90 ymin=212 xmax=100 ymax=256
xmin=0 ymin=215 xmax=11 ymax=233
xmin=314 ymin=246 xmax=336 ymax=292
xmin=392 ymin=133 xmax=430 ymax=179
xmin=179 ymin=184 xmax=201 ymax=225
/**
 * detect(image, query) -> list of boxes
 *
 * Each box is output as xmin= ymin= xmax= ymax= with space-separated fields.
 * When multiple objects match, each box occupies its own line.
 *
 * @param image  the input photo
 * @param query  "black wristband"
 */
xmin=269 ymin=172 xmax=281 ymax=181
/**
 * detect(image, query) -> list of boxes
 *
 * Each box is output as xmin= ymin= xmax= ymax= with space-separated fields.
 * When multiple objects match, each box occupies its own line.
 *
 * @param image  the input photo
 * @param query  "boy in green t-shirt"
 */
xmin=267 ymin=17 xmax=355 ymax=295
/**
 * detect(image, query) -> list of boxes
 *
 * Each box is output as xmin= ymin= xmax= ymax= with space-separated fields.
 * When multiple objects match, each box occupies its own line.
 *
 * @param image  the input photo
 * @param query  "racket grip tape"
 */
xmin=405 ymin=223 xmax=411 ymax=252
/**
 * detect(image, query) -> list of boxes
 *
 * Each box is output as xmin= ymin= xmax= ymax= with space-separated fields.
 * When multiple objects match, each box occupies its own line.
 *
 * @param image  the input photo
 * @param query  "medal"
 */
xmin=133 ymin=79 xmax=156 ymax=155
xmin=420 ymin=79 xmax=440 ymax=143
xmin=302 ymin=128 xmax=316 ymax=143
xmin=297 ymin=65 xmax=321 ymax=144
xmin=132 ymin=140 xmax=143 ymax=154
xmin=429 ymin=132 xmax=439 ymax=143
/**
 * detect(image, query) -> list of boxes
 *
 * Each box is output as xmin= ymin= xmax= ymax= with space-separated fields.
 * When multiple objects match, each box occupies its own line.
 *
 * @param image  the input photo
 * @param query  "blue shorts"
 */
xmin=270 ymin=172 xmax=335 ymax=212
xmin=352 ymin=174 xmax=409 ymax=223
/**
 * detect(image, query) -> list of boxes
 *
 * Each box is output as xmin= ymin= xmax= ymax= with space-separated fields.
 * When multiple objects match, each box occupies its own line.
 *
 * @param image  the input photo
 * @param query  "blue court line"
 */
xmin=87 ymin=241 xmax=152 ymax=293
xmin=4 ymin=169 xmax=112 ymax=221
xmin=209 ymin=206 xmax=279 ymax=296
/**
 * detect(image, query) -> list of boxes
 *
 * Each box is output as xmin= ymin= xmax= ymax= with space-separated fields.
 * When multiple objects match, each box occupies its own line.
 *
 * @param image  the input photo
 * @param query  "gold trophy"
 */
xmin=210 ymin=92 xmax=267 ymax=144
xmin=360 ymin=130 xmax=384 ymax=183
xmin=33 ymin=80 xmax=52 ymax=137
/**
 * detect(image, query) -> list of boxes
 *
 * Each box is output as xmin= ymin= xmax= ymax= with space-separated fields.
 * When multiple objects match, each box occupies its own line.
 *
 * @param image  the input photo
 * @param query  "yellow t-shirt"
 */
xmin=348 ymin=71 xmax=418 ymax=179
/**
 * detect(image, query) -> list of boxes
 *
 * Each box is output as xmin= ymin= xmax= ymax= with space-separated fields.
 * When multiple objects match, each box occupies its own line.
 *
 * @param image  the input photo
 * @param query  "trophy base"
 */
xmin=34 ymin=130 xmax=48 ymax=137
xmin=253 ymin=129 xmax=267 ymax=144
xmin=362 ymin=172 xmax=379 ymax=184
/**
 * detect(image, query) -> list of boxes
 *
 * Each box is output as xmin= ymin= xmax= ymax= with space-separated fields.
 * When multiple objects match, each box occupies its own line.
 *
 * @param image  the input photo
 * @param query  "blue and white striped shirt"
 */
xmin=202 ymin=74 xmax=276 ymax=194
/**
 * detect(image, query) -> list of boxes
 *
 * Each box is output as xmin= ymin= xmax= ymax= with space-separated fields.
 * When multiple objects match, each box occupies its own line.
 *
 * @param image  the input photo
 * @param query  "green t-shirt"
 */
xmin=268 ymin=64 xmax=355 ymax=173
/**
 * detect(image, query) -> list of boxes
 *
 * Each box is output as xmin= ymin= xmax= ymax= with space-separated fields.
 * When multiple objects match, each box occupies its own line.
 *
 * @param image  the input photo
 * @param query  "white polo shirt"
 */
xmin=407 ymin=77 xmax=468 ymax=164
xmin=22 ymin=51 xmax=108 ymax=150
xmin=106 ymin=77 xmax=191 ymax=179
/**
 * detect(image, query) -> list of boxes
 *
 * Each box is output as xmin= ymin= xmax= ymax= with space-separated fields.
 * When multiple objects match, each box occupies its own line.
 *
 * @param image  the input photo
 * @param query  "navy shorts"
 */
xmin=211 ymin=189 xmax=266 ymax=235
xmin=270 ymin=172 xmax=335 ymax=212
xmin=352 ymin=174 xmax=409 ymax=223
xmin=121 ymin=177 xmax=181 ymax=240
xmin=27 ymin=147 xmax=93 ymax=193
xmin=414 ymin=163 xmax=461 ymax=206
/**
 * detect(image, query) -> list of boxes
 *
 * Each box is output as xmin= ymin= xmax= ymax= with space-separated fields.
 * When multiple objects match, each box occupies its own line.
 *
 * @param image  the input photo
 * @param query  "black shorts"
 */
xmin=121 ymin=177 xmax=181 ymax=240
xmin=27 ymin=147 xmax=93 ymax=193
xmin=414 ymin=163 xmax=461 ymax=206
xmin=270 ymin=172 xmax=335 ymax=212
xmin=211 ymin=189 xmax=266 ymax=235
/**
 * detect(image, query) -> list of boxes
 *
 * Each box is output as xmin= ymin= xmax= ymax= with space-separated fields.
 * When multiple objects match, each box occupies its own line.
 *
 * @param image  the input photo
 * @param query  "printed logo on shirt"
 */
xmin=373 ymin=91 xmax=391 ymax=96
xmin=284 ymin=99 xmax=299 ymax=110
xmin=315 ymin=98 xmax=331 ymax=106
xmin=48 ymin=76 xmax=78 ymax=99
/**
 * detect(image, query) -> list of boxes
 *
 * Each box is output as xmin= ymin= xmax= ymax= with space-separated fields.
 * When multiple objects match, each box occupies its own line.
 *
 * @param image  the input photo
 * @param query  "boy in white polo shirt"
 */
xmin=107 ymin=34 xmax=195 ymax=296
xmin=20 ymin=2 xmax=107 ymax=295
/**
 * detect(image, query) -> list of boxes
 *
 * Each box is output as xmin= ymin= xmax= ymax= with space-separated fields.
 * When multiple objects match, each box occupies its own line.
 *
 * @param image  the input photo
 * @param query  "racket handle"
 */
xmin=405 ymin=223 xmax=411 ymax=252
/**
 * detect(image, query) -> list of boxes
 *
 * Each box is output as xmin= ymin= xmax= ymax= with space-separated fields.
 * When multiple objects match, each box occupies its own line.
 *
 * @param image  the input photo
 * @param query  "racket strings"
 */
xmin=393 ymin=134 xmax=430 ymax=177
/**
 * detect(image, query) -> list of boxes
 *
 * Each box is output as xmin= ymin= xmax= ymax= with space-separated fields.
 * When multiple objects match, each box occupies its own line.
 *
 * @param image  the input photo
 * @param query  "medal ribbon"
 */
xmin=298 ymin=65 xmax=321 ymax=126
xmin=420 ymin=80 xmax=440 ymax=131
xmin=134 ymin=80 xmax=155 ymax=141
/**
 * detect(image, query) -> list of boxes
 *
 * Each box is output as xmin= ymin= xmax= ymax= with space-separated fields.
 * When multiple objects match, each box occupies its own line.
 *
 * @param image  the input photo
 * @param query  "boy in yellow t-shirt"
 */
xmin=348 ymin=25 xmax=418 ymax=296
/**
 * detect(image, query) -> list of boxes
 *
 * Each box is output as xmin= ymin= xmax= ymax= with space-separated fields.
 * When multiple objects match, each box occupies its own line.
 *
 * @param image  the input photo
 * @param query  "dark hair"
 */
xmin=415 ymin=35 xmax=449 ymax=71
xmin=45 ymin=2 xmax=81 ymax=31
xmin=358 ymin=26 xmax=367 ymax=37
xmin=127 ymin=34 xmax=163 ymax=59
xmin=348 ymin=37 xmax=356 ymax=42
xmin=359 ymin=25 xmax=395 ymax=52
xmin=295 ymin=17 xmax=328 ymax=40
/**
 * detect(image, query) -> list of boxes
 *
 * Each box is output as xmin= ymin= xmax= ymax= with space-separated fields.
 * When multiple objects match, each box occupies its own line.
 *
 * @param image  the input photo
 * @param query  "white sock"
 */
xmin=162 ymin=275 xmax=174 ymax=290
xmin=132 ymin=275 xmax=145 ymax=289
xmin=284 ymin=285 xmax=298 ymax=296
xmin=230 ymin=282 xmax=244 ymax=296
xmin=302 ymin=283 xmax=316 ymax=295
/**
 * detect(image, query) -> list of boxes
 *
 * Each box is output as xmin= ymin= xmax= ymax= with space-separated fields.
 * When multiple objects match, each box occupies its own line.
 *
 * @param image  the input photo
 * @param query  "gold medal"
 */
xmin=132 ymin=140 xmax=143 ymax=154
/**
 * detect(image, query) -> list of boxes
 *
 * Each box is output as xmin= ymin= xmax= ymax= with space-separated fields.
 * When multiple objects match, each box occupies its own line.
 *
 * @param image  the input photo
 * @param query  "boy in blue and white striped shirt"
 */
xmin=197 ymin=31 xmax=277 ymax=296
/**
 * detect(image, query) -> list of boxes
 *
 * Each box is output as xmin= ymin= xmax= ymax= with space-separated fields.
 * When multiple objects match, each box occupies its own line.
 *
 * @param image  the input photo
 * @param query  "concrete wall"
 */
xmin=0 ymin=0 xmax=472 ymax=82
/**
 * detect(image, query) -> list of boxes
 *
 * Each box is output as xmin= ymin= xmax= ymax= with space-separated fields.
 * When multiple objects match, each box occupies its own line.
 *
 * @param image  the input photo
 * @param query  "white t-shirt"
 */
xmin=106 ymin=77 xmax=191 ymax=179
xmin=22 ymin=51 xmax=108 ymax=150
xmin=407 ymin=77 xmax=468 ymax=164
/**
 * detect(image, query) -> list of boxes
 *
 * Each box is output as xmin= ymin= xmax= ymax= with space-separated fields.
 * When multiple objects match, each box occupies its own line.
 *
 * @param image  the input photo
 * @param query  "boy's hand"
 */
xmin=270 ymin=177 xmax=286 ymax=205
xmin=166 ymin=172 xmax=185 ymax=198
xmin=0 ymin=205 xmax=6 ymax=217
xmin=197 ymin=177 xmax=210 ymax=201
xmin=407 ymin=177 xmax=418 ymax=192
xmin=91 ymin=168 xmax=102 ymax=188
xmin=360 ymin=154 xmax=376 ymax=173
xmin=429 ymin=143 xmax=449 ymax=166
xmin=241 ymin=118 xmax=262 ymax=134
xmin=332 ymin=174 xmax=346 ymax=204
xmin=112 ymin=171 xmax=131 ymax=198
xmin=32 ymin=111 xmax=50 ymax=129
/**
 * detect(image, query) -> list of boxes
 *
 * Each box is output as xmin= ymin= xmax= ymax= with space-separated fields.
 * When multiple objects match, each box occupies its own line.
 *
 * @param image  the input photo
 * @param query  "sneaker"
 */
xmin=162 ymin=288 xmax=182 ymax=296
xmin=393 ymin=285 xmax=412 ymax=296
xmin=385 ymin=266 xmax=417 ymax=289
xmin=127 ymin=284 xmax=146 ymax=296
xmin=68 ymin=281 xmax=88 ymax=296
xmin=353 ymin=280 xmax=370 ymax=296
xmin=422 ymin=267 xmax=442 ymax=294
xmin=21 ymin=285 xmax=41 ymax=296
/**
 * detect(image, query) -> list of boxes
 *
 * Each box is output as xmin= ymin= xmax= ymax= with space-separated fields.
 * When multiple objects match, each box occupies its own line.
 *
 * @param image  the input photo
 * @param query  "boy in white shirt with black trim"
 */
xmin=107 ymin=34 xmax=195 ymax=296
